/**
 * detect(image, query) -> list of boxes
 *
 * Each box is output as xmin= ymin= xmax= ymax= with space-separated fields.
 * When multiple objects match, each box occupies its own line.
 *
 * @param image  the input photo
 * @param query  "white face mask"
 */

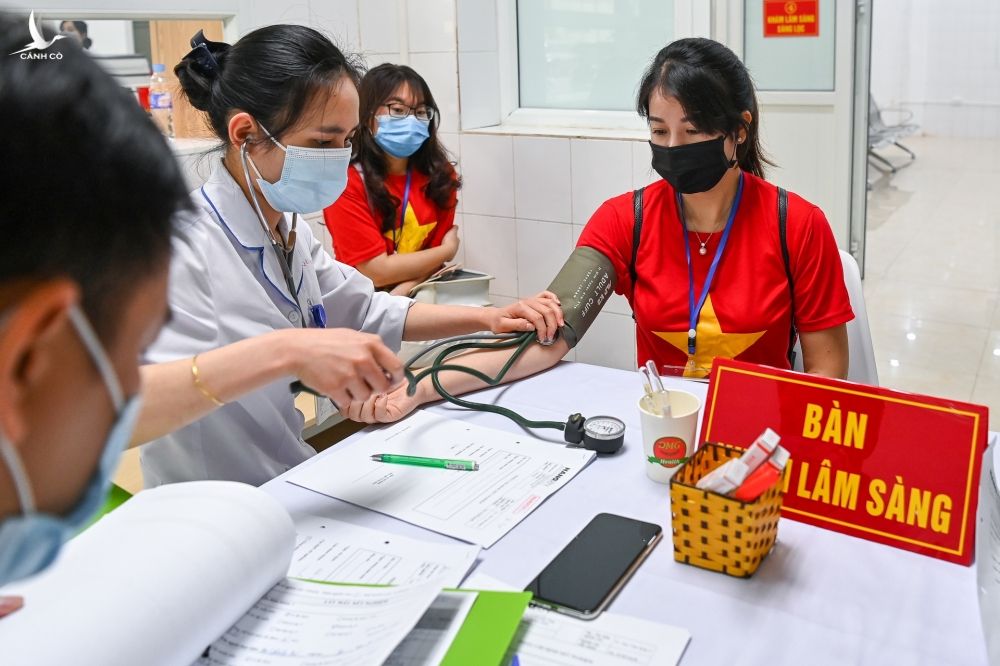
xmin=0 ymin=305 xmax=141 ymax=586
xmin=242 ymin=123 xmax=352 ymax=214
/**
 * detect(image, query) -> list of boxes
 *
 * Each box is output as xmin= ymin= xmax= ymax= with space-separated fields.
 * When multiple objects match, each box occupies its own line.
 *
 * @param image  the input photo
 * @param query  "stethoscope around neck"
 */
xmin=239 ymin=140 xmax=327 ymax=329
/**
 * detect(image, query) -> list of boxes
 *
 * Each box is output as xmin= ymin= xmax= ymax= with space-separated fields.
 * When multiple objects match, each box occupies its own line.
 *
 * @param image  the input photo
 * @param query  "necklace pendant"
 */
xmin=698 ymin=244 xmax=708 ymax=256
xmin=685 ymin=355 xmax=698 ymax=373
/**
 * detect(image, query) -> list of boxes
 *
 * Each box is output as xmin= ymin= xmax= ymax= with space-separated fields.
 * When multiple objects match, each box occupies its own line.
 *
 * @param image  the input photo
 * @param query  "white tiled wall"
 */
xmin=310 ymin=0 xmax=360 ymax=49
xmin=458 ymin=134 xmax=515 ymax=218
xmin=569 ymin=139 xmax=634 ymax=225
xmin=456 ymin=0 xmax=498 ymax=52
xmin=362 ymin=51 xmax=405 ymax=70
xmin=409 ymin=52 xmax=460 ymax=133
xmin=515 ymin=219 xmax=574 ymax=296
xmin=457 ymin=51 xmax=502 ymax=129
xmin=357 ymin=0 xmax=403 ymax=55
xmin=462 ymin=214 xmax=518 ymax=296
xmin=513 ymin=136 xmax=572 ymax=223
xmin=436 ymin=131 xmax=462 ymax=164
xmin=574 ymin=312 xmax=638 ymax=369
xmin=456 ymin=0 xmax=502 ymax=129
xmin=406 ymin=0 xmax=457 ymax=53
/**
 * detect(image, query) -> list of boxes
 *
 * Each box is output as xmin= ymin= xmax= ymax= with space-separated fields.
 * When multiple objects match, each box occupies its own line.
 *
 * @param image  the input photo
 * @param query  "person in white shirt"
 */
xmin=134 ymin=25 xmax=564 ymax=486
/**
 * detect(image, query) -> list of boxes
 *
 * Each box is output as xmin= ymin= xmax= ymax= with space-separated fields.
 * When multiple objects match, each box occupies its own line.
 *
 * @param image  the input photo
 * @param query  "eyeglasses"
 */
xmin=384 ymin=102 xmax=435 ymax=123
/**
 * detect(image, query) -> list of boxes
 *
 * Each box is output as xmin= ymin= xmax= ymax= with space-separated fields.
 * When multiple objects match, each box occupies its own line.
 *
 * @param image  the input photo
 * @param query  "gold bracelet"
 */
xmin=191 ymin=354 xmax=225 ymax=407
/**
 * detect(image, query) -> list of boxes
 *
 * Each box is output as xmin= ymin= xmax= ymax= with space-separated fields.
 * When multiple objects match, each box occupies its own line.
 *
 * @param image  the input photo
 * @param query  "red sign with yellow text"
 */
xmin=700 ymin=359 xmax=988 ymax=565
xmin=764 ymin=0 xmax=819 ymax=37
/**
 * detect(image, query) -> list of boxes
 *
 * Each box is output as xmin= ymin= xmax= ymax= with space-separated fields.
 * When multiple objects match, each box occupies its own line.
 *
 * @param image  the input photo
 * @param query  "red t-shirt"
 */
xmin=324 ymin=165 xmax=457 ymax=266
xmin=577 ymin=172 xmax=853 ymax=376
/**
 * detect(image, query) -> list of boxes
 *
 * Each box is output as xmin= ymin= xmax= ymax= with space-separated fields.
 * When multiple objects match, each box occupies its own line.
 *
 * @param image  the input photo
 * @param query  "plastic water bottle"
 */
xmin=149 ymin=63 xmax=174 ymax=138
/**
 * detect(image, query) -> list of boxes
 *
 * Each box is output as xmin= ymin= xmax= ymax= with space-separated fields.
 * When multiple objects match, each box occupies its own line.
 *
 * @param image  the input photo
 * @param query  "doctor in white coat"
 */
xmin=132 ymin=26 xmax=563 ymax=486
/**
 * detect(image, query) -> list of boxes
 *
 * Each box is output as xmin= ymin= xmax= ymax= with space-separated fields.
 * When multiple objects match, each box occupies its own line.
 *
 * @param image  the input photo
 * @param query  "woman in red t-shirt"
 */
xmin=576 ymin=38 xmax=853 ymax=378
xmin=323 ymin=64 xmax=461 ymax=295
xmin=337 ymin=38 xmax=853 ymax=424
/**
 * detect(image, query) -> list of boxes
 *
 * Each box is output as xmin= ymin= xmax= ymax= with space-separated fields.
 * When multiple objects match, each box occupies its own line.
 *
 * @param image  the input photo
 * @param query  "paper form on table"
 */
xmin=196 ymin=578 xmax=443 ymax=666
xmin=286 ymin=411 xmax=595 ymax=548
xmin=289 ymin=515 xmax=479 ymax=587
xmin=508 ymin=607 xmax=690 ymax=666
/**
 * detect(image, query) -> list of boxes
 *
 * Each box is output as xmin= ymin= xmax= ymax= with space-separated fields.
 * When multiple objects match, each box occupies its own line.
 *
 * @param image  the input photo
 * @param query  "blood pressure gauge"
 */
xmin=564 ymin=413 xmax=626 ymax=454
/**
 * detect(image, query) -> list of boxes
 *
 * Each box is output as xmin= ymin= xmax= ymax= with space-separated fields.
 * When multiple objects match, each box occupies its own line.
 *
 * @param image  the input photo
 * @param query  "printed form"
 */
xmin=289 ymin=515 xmax=479 ymax=587
xmin=509 ymin=607 xmax=690 ymax=666
xmin=287 ymin=411 xmax=595 ymax=547
xmin=196 ymin=578 xmax=442 ymax=666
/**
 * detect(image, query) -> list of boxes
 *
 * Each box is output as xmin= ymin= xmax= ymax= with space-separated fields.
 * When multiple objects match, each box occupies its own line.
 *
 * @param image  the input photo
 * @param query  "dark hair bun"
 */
xmin=175 ymin=31 xmax=229 ymax=112
xmin=175 ymin=58 xmax=213 ymax=111
xmin=176 ymin=25 xmax=360 ymax=145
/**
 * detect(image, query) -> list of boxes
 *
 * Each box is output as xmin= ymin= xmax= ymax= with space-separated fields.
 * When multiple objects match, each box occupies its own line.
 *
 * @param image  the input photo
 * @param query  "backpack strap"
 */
xmin=778 ymin=187 xmax=798 ymax=366
xmin=629 ymin=187 xmax=645 ymax=320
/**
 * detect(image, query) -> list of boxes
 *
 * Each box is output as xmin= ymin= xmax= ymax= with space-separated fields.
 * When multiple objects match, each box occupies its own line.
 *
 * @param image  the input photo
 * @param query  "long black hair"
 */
xmin=174 ymin=25 xmax=362 ymax=146
xmin=637 ymin=38 xmax=773 ymax=178
xmin=352 ymin=64 xmax=460 ymax=234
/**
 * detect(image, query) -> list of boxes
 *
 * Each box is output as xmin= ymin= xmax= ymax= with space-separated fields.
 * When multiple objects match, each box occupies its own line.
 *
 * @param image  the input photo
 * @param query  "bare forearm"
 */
xmin=801 ymin=325 xmax=849 ymax=379
xmin=132 ymin=331 xmax=296 ymax=447
xmin=359 ymin=247 xmax=449 ymax=288
xmin=409 ymin=338 xmax=570 ymax=407
xmin=403 ymin=303 xmax=491 ymax=341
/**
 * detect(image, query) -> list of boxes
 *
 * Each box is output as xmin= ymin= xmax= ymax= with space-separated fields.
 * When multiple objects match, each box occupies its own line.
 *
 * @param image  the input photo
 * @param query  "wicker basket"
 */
xmin=669 ymin=442 xmax=783 ymax=577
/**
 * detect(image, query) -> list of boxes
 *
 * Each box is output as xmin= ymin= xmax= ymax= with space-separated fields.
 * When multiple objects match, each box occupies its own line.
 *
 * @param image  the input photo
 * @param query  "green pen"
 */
xmin=370 ymin=453 xmax=479 ymax=471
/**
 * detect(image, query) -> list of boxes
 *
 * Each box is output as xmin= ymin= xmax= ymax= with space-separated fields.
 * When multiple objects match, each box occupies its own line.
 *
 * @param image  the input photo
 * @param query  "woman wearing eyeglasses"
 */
xmin=323 ymin=64 xmax=461 ymax=295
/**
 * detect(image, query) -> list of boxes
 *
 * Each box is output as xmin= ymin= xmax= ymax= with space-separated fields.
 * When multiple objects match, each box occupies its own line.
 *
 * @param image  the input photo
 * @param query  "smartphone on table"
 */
xmin=525 ymin=512 xmax=663 ymax=620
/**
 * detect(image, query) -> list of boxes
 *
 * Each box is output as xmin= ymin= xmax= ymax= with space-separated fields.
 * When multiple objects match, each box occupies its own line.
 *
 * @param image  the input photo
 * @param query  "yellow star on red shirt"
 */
xmin=653 ymin=294 xmax=766 ymax=378
xmin=384 ymin=203 xmax=437 ymax=253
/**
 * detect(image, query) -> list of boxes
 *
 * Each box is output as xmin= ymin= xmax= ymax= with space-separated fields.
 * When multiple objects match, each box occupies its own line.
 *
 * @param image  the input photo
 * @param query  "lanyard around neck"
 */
xmin=393 ymin=168 xmax=413 ymax=252
xmin=678 ymin=171 xmax=745 ymax=357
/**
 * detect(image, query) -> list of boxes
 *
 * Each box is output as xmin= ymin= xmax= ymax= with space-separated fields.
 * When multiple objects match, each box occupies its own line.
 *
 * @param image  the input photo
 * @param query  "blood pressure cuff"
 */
xmin=546 ymin=247 xmax=616 ymax=349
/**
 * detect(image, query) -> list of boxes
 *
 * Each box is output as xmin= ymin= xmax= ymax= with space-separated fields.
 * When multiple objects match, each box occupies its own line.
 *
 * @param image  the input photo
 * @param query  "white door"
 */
xmin=715 ymin=0 xmax=870 ymax=266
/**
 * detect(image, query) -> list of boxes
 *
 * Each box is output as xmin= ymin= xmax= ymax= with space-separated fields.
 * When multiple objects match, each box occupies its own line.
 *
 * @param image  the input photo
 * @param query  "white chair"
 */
xmin=792 ymin=250 xmax=878 ymax=385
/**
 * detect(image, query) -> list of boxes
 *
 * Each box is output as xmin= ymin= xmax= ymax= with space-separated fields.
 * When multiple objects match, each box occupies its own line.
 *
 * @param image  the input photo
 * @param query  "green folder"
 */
xmin=81 ymin=483 xmax=133 ymax=532
xmin=440 ymin=589 xmax=531 ymax=666
xmin=299 ymin=579 xmax=530 ymax=664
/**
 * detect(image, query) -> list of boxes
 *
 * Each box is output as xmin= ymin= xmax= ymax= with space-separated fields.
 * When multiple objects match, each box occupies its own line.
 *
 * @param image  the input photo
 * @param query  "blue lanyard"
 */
xmin=678 ymin=172 xmax=744 ymax=357
xmin=393 ymin=168 xmax=413 ymax=251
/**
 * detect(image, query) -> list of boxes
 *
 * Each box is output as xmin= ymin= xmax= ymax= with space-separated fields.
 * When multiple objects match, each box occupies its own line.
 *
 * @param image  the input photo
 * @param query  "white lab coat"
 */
xmin=140 ymin=161 xmax=412 ymax=486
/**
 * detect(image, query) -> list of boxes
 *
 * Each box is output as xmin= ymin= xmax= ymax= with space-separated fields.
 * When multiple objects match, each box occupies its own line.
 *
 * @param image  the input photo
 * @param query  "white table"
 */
xmin=264 ymin=362 xmax=989 ymax=665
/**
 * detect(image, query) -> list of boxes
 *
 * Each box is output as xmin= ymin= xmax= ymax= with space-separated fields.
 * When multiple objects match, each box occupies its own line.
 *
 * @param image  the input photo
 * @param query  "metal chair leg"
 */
xmin=869 ymin=150 xmax=897 ymax=174
xmin=893 ymin=141 xmax=916 ymax=161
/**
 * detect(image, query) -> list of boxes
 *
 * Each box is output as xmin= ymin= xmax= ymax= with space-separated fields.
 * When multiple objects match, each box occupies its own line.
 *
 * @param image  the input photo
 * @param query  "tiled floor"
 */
xmin=863 ymin=135 xmax=1000 ymax=429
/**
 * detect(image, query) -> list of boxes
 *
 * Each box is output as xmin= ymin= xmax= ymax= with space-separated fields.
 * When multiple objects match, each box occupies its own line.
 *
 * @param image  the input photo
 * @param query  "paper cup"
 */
xmin=638 ymin=390 xmax=701 ymax=484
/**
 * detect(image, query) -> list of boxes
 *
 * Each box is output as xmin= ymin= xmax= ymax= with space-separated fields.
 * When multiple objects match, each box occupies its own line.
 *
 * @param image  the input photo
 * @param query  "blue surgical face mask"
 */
xmin=244 ymin=123 xmax=352 ymax=214
xmin=374 ymin=115 xmax=430 ymax=158
xmin=0 ymin=305 xmax=141 ymax=587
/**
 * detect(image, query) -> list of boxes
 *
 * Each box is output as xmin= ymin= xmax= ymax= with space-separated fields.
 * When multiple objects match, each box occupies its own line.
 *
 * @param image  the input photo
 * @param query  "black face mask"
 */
xmin=649 ymin=136 xmax=736 ymax=194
